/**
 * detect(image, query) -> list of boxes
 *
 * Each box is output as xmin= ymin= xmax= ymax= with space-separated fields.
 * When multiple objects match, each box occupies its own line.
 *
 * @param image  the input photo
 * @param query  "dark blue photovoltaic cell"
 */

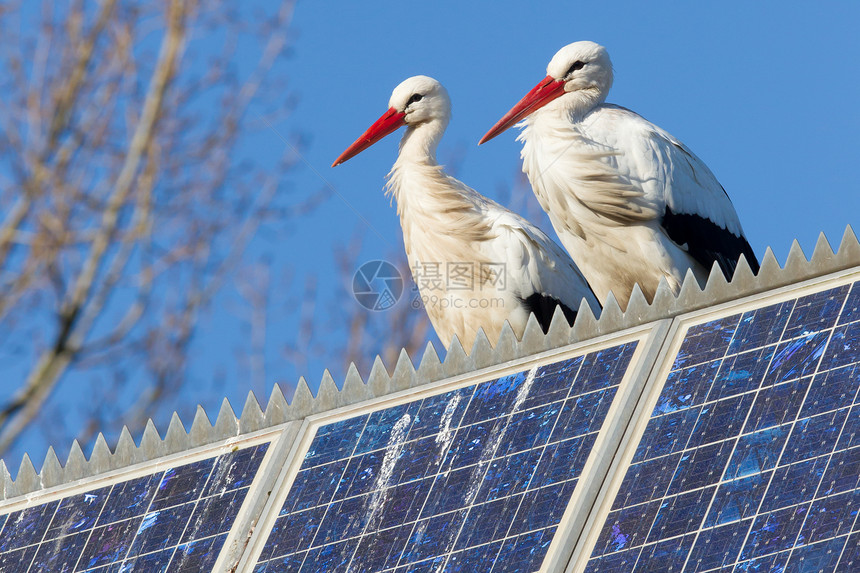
xmin=586 ymin=280 xmax=860 ymax=572
xmin=0 ymin=442 xmax=268 ymax=572
xmin=255 ymin=342 xmax=639 ymax=572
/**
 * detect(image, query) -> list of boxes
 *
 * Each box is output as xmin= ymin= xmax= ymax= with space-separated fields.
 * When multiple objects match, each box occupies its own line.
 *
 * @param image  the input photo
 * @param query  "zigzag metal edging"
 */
xmin=2 ymin=227 xmax=859 ymax=501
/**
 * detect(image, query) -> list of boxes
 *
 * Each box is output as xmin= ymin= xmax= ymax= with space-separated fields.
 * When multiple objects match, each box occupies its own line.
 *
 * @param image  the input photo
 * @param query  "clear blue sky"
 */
xmin=206 ymin=0 xmax=860 ymax=420
xmin=261 ymin=0 xmax=858 ymax=369
xmin=8 ymin=0 xmax=860 ymax=466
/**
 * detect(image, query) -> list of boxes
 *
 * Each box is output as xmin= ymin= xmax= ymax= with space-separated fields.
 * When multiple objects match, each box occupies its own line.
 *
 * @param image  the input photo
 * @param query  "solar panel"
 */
xmin=584 ymin=281 xmax=860 ymax=572
xmin=253 ymin=342 xmax=640 ymax=572
xmin=0 ymin=442 xmax=268 ymax=572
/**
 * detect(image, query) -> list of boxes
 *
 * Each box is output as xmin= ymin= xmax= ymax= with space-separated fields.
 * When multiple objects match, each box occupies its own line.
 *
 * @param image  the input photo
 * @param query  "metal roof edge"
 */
xmin=2 ymin=226 xmax=858 ymax=500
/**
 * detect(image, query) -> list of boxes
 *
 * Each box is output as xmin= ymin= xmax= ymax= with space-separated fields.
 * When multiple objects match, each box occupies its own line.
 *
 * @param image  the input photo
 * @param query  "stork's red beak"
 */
xmin=332 ymin=108 xmax=407 ymax=167
xmin=479 ymin=75 xmax=566 ymax=145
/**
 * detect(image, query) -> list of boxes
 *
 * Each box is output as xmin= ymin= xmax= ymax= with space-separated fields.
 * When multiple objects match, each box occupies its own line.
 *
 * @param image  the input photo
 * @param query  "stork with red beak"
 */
xmin=480 ymin=41 xmax=759 ymax=309
xmin=333 ymin=76 xmax=599 ymax=348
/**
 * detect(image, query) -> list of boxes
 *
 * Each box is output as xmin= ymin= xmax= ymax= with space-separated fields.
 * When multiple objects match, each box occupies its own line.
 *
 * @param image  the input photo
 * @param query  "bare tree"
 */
xmin=0 ymin=0 xmax=314 ymax=458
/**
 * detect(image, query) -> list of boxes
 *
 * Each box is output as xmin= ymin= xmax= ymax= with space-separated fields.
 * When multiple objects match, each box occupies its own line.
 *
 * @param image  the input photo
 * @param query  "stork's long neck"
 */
xmin=396 ymin=116 xmax=447 ymax=165
xmin=385 ymin=117 xmax=492 ymax=263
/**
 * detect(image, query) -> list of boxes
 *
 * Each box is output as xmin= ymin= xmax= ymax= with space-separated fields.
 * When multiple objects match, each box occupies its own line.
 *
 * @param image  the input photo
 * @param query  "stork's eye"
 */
xmin=407 ymin=93 xmax=423 ymax=106
xmin=565 ymin=61 xmax=585 ymax=77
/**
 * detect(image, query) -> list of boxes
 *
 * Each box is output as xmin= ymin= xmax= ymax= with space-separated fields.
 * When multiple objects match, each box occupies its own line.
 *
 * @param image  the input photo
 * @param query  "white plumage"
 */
xmin=333 ymin=76 xmax=599 ymax=348
xmin=481 ymin=41 xmax=758 ymax=309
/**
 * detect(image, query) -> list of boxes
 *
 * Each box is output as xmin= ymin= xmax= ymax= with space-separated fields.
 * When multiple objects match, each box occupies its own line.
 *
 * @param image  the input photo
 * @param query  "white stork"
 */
xmin=480 ymin=41 xmax=759 ymax=309
xmin=333 ymin=76 xmax=599 ymax=348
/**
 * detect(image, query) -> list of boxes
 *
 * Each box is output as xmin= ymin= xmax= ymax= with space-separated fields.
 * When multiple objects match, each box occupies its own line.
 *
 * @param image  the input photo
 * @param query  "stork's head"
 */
xmin=479 ymin=41 xmax=613 ymax=144
xmin=332 ymin=75 xmax=450 ymax=167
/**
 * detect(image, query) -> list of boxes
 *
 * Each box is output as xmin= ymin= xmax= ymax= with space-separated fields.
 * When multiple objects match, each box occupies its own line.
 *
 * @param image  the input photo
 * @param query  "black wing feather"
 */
xmin=662 ymin=206 xmax=760 ymax=279
xmin=519 ymin=293 xmax=578 ymax=334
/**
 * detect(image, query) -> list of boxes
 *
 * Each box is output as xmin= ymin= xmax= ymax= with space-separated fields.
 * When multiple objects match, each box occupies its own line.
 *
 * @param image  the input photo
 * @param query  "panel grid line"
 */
xmin=256 ymin=344 xmax=637 ymax=572
xmin=586 ymin=282 xmax=860 ymax=571
xmin=674 ymin=303 xmax=797 ymax=572
xmin=584 ymin=283 xmax=860 ymax=572
xmin=24 ymin=489 xmax=62 ymax=572
xmin=490 ymin=359 xmax=590 ymax=572
xmin=296 ymin=414 xmax=376 ymax=571
xmin=437 ymin=366 xmax=539 ymax=571
xmin=390 ymin=370 xmax=519 ymax=571
xmin=0 ymin=442 xmax=269 ymax=572
xmin=627 ymin=312 xmax=747 ymax=572
xmin=726 ymin=288 xmax=850 ymax=571
xmin=70 ymin=475 xmax=133 ymax=572
xmin=159 ymin=455 xmax=222 ymax=570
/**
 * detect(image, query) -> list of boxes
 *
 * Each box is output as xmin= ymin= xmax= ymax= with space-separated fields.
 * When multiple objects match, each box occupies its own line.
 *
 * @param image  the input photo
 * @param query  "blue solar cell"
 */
xmin=729 ymin=426 xmax=789 ymax=480
xmin=256 ymin=342 xmax=639 ymax=571
xmin=667 ymin=441 xmax=734 ymax=494
xmin=597 ymin=500 xmax=662 ymax=554
xmin=650 ymin=486 xmax=715 ymax=539
xmin=203 ymin=441 xmax=270 ymax=496
xmin=509 ymin=480 xmax=577 ymax=535
xmin=708 ymin=346 xmax=774 ymax=402
xmin=783 ymin=285 xmax=849 ymax=338
xmin=30 ymin=530 xmax=88 ymax=571
xmin=759 ymin=458 xmax=827 ymax=513
xmin=117 ymin=547 xmax=173 ymax=572
xmin=304 ymin=415 xmax=368 ymax=468
xmin=728 ymin=301 xmax=793 ymax=354
xmin=740 ymin=503 xmax=809 ymax=560
xmin=355 ymin=403 xmax=422 ymax=457
xmin=492 ymin=528 xmax=556 ymax=573
xmin=674 ymin=315 xmax=739 ymax=367
xmin=654 ymin=361 xmax=721 ymax=416
xmin=446 ymin=540 xmax=503 ymax=572
xmin=688 ymin=394 xmax=754 ymax=447
xmin=836 ymin=531 xmax=860 ymax=572
xmin=802 ymin=365 xmax=860 ymax=418
xmin=635 ymin=532 xmax=695 ymax=572
xmin=804 ymin=489 xmax=860 ymax=544
xmin=169 ymin=533 xmax=228 ymax=571
xmin=837 ymin=403 xmax=860 ymax=450
xmin=461 ymin=372 xmax=529 ymax=426
xmin=81 ymin=516 xmax=143 ymax=568
xmin=768 ymin=332 xmax=830 ymax=383
xmin=0 ymin=501 xmax=59 ymax=553
xmin=46 ymin=486 xmax=110 ymax=538
xmin=455 ymin=496 xmax=521 ymax=549
xmin=531 ymin=433 xmax=597 ymax=489
xmin=524 ymin=357 xmax=584 ymax=409
xmin=746 ymin=377 xmax=809 ymax=431
xmin=734 ymin=550 xmax=788 ymax=572
xmin=783 ymin=408 xmax=847 ymax=466
xmin=586 ymin=280 xmax=860 ymax=572
xmin=0 ymin=442 xmax=268 ymax=572
xmin=787 ymin=536 xmax=847 ymax=571
xmin=821 ymin=446 xmax=860 ymax=495
xmin=407 ymin=389 xmax=470 ymax=442
xmin=822 ymin=321 xmax=860 ymax=371
xmin=613 ymin=455 xmax=681 ymax=510
xmin=130 ymin=503 xmax=196 ymax=555
xmin=705 ymin=475 xmax=769 ymax=527
xmin=149 ymin=458 xmax=215 ymax=511
xmin=98 ymin=473 xmax=162 ymax=524
xmin=476 ymin=448 xmax=542 ymax=502
xmin=578 ymin=345 xmax=637 ymax=393
xmin=687 ymin=520 xmax=748 ymax=570
xmin=840 ymin=283 xmax=860 ymax=326
xmin=284 ymin=461 xmax=347 ymax=513
xmin=550 ymin=389 xmax=613 ymax=442
xmin=631 ymin=407 xmax=702 ymax=463
xmin=0 ymin=546 xmax=36 ymax=571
